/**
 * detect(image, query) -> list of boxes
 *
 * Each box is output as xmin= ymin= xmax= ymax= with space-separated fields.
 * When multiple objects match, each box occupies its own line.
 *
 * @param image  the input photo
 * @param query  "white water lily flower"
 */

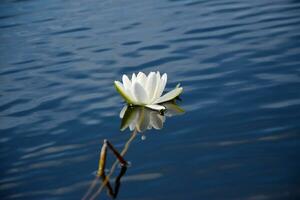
xmin=114 ymin=72 xmax=183 ymax=110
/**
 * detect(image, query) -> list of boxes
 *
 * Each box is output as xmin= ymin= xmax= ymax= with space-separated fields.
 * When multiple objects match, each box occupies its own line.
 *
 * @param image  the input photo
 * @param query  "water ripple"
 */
xmin=1 ymin=0 xmax=300 ymax=199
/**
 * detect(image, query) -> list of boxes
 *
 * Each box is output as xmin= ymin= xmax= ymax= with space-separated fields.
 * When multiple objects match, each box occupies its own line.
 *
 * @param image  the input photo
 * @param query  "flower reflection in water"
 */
xmin=82 ymin=100 xmax=184 ymax=200
xmin=120 ymin=101 xmax=184 ymax=133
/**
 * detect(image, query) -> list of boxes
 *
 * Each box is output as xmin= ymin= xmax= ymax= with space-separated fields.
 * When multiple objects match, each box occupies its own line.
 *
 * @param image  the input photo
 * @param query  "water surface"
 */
xmin=1 ymin=0 xmax=300 ymax=199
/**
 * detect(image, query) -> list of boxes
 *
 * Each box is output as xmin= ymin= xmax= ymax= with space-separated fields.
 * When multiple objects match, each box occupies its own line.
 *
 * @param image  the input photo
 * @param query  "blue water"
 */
xmin=1 ymin=0 xmax=300 ymax=199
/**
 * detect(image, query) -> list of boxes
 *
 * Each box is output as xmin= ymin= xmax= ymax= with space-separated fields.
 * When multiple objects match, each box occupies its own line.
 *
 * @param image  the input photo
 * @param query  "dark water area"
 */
xmin=1 ymin=0 xmax=300 ymax=199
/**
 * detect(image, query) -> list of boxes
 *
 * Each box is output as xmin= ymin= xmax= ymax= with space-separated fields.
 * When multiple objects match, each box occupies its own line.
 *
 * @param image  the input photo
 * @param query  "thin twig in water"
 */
xmin=82 ymin=129 xmax=138 ymax=200
xmin=89 ymin=129 xmax=138 ymax=200
xmin=82 ymin=140 xmax=108 ymax=200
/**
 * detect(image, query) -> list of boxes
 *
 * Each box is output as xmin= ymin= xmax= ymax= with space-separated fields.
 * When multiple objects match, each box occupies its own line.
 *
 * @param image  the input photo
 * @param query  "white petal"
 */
xmin=145 ymin=104 xmax=165 ymax=111
xmin=151 ymin=72 xmax=161 ymax=101
xmin=154 ymin=87 xmax=183 ymax=104
xmin=155 ymin=71 xmax=161 ymax=84
xmin=114 ymin=81 xmax=135 ymax=103
xmin=145 ymin=72 xmax=157 ymax=101
xmin=132 ymin=73 xmax=137 ymax=84
xmin=122 ymin=75 xmax=136 ymax=101
xmin=154 ymin=73 xmax=167 ymax=101
xmin=133 ymin=82 xmax=149 ymax=104
xmin=126 ymin=88 xmax=136 ymax=102
xmin=119 ymin=105 xmax=128 ymax=118
xmin=122 ymin=75 xmax=131 ymax=90
xmin=131 ymin=73 xmax=137 ymax=95
xmin=137 ymin=72 xmax=147 ymax=86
